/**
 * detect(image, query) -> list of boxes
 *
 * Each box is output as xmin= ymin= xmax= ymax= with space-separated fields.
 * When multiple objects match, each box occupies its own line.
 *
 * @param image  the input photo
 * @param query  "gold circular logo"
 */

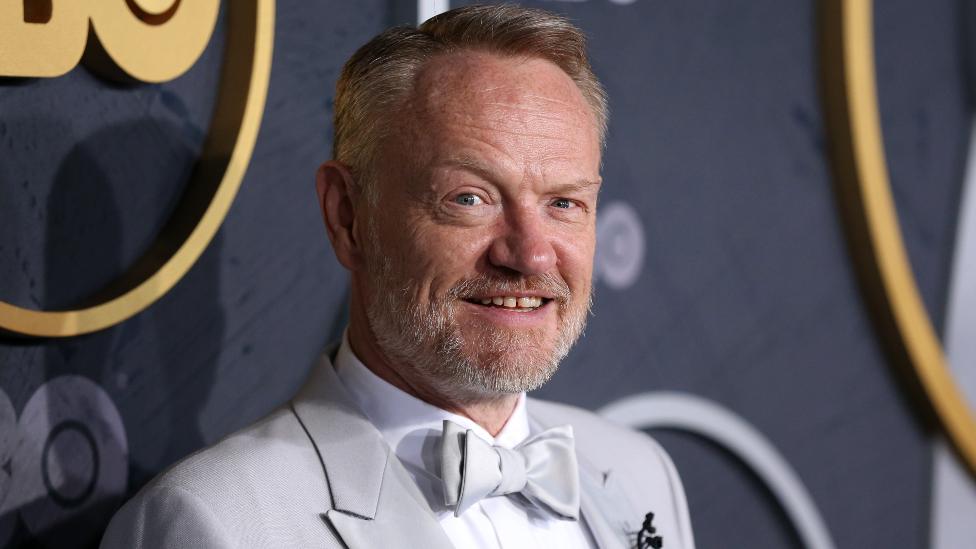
xmin=0 ymin=0 xmax=275 ymax=337
xmin=823 ymin=0 xmax=976 ymax=475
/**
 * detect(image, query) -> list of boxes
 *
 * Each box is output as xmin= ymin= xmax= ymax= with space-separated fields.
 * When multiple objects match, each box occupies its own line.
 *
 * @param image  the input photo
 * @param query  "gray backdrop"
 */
xmin=0 ymin=1 xmax=968 ymax=547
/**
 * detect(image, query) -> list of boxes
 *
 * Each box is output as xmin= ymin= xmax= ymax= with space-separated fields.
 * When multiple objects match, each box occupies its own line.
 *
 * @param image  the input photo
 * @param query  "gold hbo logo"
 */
xmin=2 ymin=0 xmax=218 ymax=81
xmin=0 ymin=0 xmax=275 ymax=337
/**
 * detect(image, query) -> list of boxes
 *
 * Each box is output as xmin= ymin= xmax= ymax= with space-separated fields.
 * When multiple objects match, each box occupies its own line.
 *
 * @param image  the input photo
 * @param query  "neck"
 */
xmin=346 ymin=293 xmax=519 ymax=437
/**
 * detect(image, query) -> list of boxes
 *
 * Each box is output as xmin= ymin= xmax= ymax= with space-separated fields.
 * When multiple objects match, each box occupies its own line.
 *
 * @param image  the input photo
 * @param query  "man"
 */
xmin=101 ymin=5 xmax=695 ymax=548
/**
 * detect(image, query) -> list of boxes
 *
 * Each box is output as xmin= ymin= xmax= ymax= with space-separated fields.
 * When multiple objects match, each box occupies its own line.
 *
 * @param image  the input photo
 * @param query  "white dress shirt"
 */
xmin=333 ymin=333 xmax=597 ymax=549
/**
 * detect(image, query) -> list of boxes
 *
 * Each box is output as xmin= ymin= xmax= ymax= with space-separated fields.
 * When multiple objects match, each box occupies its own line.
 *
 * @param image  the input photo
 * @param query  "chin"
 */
xmin=449 ymin=337 xmax=562 ymax=394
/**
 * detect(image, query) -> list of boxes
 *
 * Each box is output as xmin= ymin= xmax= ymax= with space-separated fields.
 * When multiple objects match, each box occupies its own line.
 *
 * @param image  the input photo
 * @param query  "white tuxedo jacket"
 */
xmin=101 ymin=354 xmax=695 ymax=548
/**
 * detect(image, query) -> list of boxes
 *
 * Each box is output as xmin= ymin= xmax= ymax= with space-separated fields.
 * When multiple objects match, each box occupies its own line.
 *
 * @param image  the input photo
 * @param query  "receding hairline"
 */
xmin=330 ymin=4 xmax=608 ymax=200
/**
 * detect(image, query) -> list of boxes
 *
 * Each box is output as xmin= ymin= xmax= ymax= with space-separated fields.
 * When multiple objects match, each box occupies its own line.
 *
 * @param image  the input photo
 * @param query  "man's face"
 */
xmin=359 ymin=52 xmax=602 ymax=400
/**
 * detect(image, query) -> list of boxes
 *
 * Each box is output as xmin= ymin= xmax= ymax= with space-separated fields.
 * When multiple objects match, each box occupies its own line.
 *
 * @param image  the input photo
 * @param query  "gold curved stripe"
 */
xmin=0 ymin=0 xmax=275 ymax=337
xmin=822 ymin=0 xmax=976 ymax=475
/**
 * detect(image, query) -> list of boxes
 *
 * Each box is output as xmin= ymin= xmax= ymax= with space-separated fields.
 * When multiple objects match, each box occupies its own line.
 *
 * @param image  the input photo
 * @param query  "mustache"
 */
xmin=448 ymin=273 xmax=572 ymax=303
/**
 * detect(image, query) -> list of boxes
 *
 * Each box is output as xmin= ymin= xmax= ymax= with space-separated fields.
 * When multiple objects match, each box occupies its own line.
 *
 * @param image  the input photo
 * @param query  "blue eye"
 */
xmin=552 ymin=198 xmax=573 ymax=209
xmin=454 ymin=193 xmax=484 ymax=206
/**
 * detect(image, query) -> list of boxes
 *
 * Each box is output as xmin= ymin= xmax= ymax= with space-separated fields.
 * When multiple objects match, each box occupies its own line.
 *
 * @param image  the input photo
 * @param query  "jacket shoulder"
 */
xmin=150 ymin=405 xmax=323 ymax=498
xmin=102 ymin=406 xmax=341 ymax=549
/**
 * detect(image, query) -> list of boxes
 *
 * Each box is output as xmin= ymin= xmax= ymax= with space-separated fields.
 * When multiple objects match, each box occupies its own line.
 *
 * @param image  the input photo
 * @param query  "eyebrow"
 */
xmin=439 ymin=156 xmax=602 ymax=191
xmin=550 ymin=178 xmax=603 ymax=194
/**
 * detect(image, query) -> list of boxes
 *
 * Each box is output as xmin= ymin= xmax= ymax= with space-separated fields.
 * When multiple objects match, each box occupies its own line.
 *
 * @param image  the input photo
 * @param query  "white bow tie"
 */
xmin=439 ymin=419 xmax=581 ymax=520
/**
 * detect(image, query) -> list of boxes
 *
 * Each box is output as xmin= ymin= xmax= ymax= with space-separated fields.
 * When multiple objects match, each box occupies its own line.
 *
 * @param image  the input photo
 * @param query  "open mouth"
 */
xmin=463 ymin=296 xmax=552 ymax=312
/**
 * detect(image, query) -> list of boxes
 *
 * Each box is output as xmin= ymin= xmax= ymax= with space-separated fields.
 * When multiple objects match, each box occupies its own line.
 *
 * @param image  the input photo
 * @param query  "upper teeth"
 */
xmin=479 ymin=296 xmax=543 ymax=308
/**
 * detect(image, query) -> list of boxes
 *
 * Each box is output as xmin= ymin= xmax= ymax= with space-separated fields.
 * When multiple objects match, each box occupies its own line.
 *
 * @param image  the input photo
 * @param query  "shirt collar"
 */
xmin=332 ymin=331 xmax=531 ymax=488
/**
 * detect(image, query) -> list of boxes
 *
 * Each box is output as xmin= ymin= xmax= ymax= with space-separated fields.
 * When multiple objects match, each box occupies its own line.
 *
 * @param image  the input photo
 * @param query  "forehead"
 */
xmin=401 ymin=51 xmax=601 ymax=168
xmin=413 ymin=51 xmax=590 ymax=117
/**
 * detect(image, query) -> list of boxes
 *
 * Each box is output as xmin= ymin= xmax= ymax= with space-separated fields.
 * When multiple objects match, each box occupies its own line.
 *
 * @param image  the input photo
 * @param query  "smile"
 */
xmin=465 ymin=296 xmax=549 ymax=311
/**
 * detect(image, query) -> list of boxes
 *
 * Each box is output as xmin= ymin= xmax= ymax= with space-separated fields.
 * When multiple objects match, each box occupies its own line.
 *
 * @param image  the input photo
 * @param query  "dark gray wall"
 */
xmin=0 ymin=1 xmax=968 ymax=547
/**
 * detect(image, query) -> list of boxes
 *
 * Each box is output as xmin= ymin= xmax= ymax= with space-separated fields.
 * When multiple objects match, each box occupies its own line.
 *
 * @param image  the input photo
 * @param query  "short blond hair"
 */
xmin=331 ymin=4 xmax=608 ymax=199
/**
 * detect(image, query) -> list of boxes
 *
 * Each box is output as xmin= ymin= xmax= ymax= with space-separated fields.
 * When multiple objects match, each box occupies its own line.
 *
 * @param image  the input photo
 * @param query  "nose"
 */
xmin=487 ymin=205 xmax=557 ymax=276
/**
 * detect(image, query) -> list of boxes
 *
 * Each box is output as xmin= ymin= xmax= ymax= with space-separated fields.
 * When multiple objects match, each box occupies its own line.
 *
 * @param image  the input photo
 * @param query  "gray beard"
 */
xmin=362 ymin=233 xmax=589 ymax=402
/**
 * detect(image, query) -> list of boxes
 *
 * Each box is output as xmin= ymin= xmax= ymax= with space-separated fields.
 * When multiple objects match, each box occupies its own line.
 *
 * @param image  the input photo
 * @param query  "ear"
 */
xmin=316 ymin=160 xmax=363 ymax=271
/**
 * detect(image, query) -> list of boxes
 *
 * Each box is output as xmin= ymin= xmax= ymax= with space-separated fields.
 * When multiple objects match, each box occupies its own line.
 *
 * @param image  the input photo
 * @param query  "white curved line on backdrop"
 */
xmin=599 ymin=392 xmax=837 ymax=549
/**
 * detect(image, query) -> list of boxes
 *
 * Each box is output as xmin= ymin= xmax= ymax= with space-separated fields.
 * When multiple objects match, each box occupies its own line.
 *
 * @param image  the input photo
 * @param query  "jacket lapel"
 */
xmin=291 ymin=354 xmax=454 ymax=549
xmin=578 ymin=461 xmax=632 ymax=549
xmin=324 ymin=458 xmax=455 ymax=549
